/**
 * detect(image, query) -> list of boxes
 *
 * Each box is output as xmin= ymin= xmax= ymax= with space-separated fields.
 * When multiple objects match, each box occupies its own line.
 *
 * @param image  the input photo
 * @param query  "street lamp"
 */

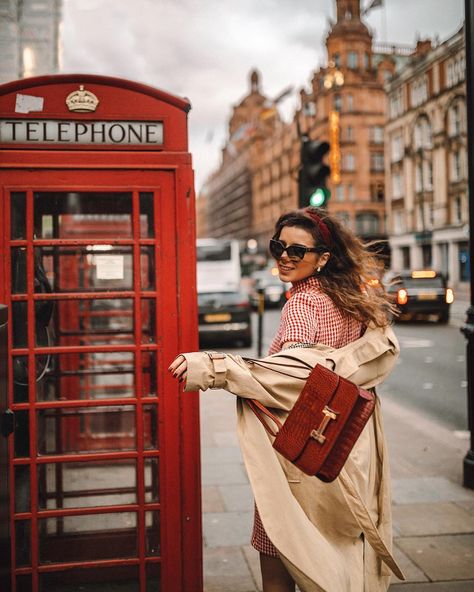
xmin=461 ymin=0 xmax=474 ymax=489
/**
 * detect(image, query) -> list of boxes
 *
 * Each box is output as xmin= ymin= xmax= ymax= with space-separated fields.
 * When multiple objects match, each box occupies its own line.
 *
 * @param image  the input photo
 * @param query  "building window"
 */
xmin=454 ymin=195 xmax=462 ymax=224
xmin=347 ymin=184 xmax=354 ymax=201
xmin=415 ymin=162 xmax=423 ymax=192
xmin=391 ymin=134 xmax=403 ymax=162
xmin=394 ymin=210 xmax=405 ymax=234
xmin=424 ymin=160 xmax=433 ymax=190
xmin=448 ymin=101 xmax=464 ymax=137
xmin=348 ymin=51 xmax=358 ymax=69
xmin=333 ymin=53 xmax=341 ymax=67
xmin=410 ymin=75 xmax=428 ymax=107
xmin=355 ymin=213 xmax=379 ymax=235
xmin=363 ymin=52 xmax=370 ymax=69
xmin=392 ymin=171 xmax=403 ymax=199
xmin=335 ymin=185 xmax=345 ymax=202
xmin=346 ymin=126 xmax=353 ymax=141
xmin=414 ymin=117 xmax=432 ymax=150
xmin=389 ymin=88 xmax=403 ymax=118
xmin=451 ymin=150 xmax=462 ymax=182
xmin=371 ymin=126 xmax=384 ymax=144
xmin=383 ymin=69 xmax=392 ymax=82
xmin=345 ymin=153 xmax=355 ymax=171
xmin=347 ymin=94 xmax=353 ymax=112
xmin=446 ymin=52 xmax=466 ymax=88
xmin=459 ymin=241 xmax=470 ymax=282
xmin=422 ymin=244 xmax=432 ymax=268
xmin=401 ymin=246 xmax=411 ymax=269
xmin=334 ymin=94 xmax=342 ymax=112
xmin=428 ymin=204 xmax=434 ymax=227
xmin=336 ymin=211 xmax=350 ymax=227
xmin=370 ymin=152 xmax=384 ymax=172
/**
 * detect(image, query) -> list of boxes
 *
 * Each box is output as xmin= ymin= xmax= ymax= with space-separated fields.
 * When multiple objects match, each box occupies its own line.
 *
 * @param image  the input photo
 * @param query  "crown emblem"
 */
xmin=65 ymin=85 xmax=99 ymax=112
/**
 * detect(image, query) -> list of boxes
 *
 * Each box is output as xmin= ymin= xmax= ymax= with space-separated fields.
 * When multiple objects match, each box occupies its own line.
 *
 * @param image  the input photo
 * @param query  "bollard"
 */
xmin=257 ymin=288 xmax=265 ymax=358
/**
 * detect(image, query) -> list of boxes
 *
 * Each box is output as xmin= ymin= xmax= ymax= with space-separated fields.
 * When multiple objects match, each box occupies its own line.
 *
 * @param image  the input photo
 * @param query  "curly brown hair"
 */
xmin=273 ymin=207 xmax=397 ymax=327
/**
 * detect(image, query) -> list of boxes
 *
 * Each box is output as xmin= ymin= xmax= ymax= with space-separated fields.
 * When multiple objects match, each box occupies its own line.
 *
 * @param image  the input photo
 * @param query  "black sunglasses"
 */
xmin=269 ymin=239 xmax=320 ymax=261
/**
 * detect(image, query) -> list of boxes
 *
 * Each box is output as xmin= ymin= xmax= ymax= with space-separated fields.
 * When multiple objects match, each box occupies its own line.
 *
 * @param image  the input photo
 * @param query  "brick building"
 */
xmin=384 ymin=26 xmax=468 ymax=288
xmin=200 ymin=0 xmax=411 ymax=254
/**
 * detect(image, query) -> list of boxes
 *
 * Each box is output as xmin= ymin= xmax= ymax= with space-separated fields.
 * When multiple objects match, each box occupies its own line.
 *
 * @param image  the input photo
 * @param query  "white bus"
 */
xmin=196 ymin=238 xmax=241 ymax=293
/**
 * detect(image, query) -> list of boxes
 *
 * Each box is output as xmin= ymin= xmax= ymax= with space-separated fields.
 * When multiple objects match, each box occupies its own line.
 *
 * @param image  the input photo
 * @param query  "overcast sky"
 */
xmin=61 ymin=0 xmax=465 ymax=190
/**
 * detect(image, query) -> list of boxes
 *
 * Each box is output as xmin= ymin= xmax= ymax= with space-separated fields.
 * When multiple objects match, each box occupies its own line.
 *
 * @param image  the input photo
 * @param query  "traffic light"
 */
xmin=298 ymin=138 xmax=331 ymax=208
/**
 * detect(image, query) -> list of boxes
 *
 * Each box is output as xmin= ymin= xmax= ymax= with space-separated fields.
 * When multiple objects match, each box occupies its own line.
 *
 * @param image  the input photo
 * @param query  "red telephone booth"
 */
xmin=0 ymin=74 xmax=201 ymax=592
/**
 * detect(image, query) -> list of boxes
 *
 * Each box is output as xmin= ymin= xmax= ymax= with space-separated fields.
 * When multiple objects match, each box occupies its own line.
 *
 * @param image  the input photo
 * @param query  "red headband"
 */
xmin=304 ymin=209 xmax=332 ymax=246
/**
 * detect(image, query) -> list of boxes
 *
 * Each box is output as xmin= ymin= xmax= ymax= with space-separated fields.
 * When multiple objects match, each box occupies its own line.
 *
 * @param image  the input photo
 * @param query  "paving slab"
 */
xmin=201 ymin=446 xmax=243 ymax=465
xmin=202 ymin=486 xmax=225 ymax=513
xmin=203 ymin=546 xmax=257 ymax=592
xmin=392 ymin=502 xmax=474 ymax=536
xmin=456 ymin=499 xmax=474 ymax=516
xmin=389 ymin=581 xmax=474 ymax=591
xmin=391 ymin=544 xmax=429 ymax=583
xmin=202 ymin=462 xmax=248 ymax=486
xmin=395 ymin=534 xmax=474 ymax=581
xmin=242 ymin=545 xmax=262 ymax=592
xmin=203 ymin=511 xmax=253 ymax=548
xmin=213 ymin=431 xmax=240 ymax=447
xmin=391 ymin=477 xmax=474 ymax=505
xmin=219 ymin=483 xmax=254 ymax=512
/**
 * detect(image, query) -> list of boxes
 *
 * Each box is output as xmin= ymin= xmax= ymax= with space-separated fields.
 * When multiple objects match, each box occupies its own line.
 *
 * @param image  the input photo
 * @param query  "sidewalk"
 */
xmin=200 ymin=385 xmax=474 ymax=591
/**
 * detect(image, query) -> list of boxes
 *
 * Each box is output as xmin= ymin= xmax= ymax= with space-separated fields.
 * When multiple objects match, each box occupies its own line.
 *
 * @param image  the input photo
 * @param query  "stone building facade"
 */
xmin=0 ymin=0 xmax=62 ymax=83
xmin=384 ymin=26 xmax=468 ymax=288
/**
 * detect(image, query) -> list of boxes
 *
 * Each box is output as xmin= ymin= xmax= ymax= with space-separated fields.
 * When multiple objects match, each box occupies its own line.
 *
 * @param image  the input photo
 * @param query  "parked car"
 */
xmin=198 ymin=290 xmax=252 ymax=347
xmin=384 ymin=270 xmax=454 ymax=323
xmin=249 ymin=270 xmax=290 ymax=309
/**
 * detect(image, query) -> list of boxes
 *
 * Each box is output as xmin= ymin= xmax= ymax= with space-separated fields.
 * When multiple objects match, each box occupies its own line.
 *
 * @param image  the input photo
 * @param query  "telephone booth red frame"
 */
xmin=0 ymin=74 xmax=201 ymax=592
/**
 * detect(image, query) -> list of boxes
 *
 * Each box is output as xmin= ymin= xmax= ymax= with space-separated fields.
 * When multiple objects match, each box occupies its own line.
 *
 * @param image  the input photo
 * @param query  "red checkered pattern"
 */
xmin=252 ymin=275 xmax=363 ymax=557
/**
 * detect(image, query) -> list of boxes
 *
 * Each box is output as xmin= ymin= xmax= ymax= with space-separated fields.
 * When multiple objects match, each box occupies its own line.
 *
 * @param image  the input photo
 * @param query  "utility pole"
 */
xmin=460 ymin=0 xmax=474 ymax=489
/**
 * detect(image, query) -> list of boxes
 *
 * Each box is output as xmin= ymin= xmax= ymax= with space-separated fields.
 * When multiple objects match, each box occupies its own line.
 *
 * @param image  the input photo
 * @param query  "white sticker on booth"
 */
xmin=95 ymin=255 xmax=124 ymax=280
xmin=15 ymin=94 xmax=44 ymax=114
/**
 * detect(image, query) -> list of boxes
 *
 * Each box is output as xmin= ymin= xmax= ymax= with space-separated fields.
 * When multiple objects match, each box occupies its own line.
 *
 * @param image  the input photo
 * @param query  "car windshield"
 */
xmin=196 ymin=243 xmax=231 ymax=262
xmin=403 ymin=277 xmax=444 ymax=288
xmin=198 ymin=292 xmax=246 ymax=306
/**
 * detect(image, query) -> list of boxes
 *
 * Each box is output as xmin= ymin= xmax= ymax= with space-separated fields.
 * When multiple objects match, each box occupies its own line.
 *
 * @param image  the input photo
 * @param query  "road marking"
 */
xmin=399 ymin=338 xmax=433 ymax=349
xmin=457 ymin=355 xmax=465 ymax=362
xmin=422 ymin=382 xmax=433 ymax=389
xmin=461 ymin=380 xmax=468 ymax=388
xmin=424 ymin=356 xmax=433 ymax=363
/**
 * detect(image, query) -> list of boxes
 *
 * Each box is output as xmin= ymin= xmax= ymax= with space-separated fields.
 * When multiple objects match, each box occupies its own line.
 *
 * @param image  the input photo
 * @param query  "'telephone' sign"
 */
xmin=0 ymin=119 xmax=164 ymax=145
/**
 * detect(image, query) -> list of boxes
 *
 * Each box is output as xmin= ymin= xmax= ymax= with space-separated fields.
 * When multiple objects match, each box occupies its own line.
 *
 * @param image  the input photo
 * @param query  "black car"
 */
xmin=384 ymin=270 xmax=454 ymax=323
xmin=198 ymin=291 xmax=252 ymax=347
xmin=249 ymin=271 xmax=290 ymax=309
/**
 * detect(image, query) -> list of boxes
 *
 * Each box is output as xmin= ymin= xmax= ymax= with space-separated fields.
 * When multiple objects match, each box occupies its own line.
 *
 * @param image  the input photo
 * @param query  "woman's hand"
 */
xmin=168 ymin=355 xmax=187 ymax=382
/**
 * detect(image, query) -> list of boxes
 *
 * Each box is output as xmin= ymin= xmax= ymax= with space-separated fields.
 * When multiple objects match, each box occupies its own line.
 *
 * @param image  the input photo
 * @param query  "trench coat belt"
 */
xmin=205 ymin=351 xmax=227 ymax=388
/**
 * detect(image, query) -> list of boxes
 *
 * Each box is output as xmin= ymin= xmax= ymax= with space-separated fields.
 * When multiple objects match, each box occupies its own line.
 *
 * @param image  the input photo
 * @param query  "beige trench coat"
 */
xmin=182 ymin=324 xmax=405 ymax=592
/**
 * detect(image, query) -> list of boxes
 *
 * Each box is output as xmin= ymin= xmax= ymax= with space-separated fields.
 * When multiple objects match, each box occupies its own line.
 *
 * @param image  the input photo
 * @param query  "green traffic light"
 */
xmin=309 ymin=187 xmax=331 ymax=207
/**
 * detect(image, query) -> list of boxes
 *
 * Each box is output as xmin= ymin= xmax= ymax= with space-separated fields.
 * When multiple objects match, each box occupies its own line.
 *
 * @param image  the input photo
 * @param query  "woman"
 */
xmin=169 ymin=207 xmax=402 ymax=592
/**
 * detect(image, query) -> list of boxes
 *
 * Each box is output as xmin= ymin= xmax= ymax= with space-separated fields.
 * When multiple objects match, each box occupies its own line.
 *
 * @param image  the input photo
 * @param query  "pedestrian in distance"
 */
xmin=169 ymin=206 xmax=404 ymax=592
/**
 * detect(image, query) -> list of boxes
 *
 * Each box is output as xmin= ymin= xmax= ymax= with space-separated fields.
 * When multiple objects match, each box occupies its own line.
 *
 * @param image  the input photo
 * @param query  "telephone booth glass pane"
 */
xmin=36 ymin=351 xmax=135 ymax=401
xmin=34 ymin=192 xmax=133 ymax=239
xmin=36 ymin=246 xmax=134 ymax=292
xmin=38 ymin=459 xmax=138 ymax=509
xmin=39 ymin=512 xmax=138 ymax=563
xmin=140 ymin=192 xmax=154 ymax=238
xmin=39 ymin=565 xmax=140 ymax=592
xmin=11 ymin=191 xmax=26 ymax=239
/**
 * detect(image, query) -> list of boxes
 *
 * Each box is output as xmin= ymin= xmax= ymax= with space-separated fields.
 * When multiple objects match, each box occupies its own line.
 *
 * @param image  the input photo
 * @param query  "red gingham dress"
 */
xmin=251 ymin=275 xmax=363 ymax=557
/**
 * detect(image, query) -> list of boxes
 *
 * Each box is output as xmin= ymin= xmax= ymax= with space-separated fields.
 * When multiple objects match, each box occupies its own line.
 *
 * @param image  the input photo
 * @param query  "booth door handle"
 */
xmin=0 ymin=409 xmax=15 ymax=437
